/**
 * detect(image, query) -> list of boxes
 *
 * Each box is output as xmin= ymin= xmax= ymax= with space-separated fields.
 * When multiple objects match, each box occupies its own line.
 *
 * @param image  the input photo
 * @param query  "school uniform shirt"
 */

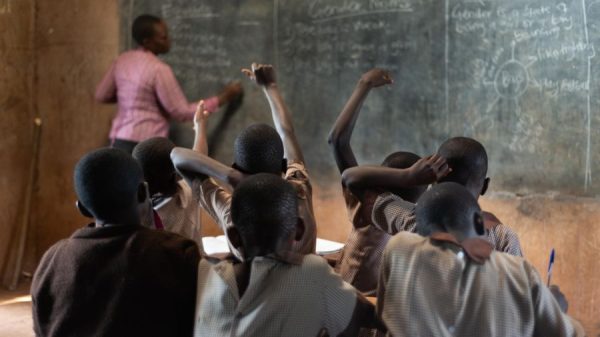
xmin=371 ymin=192 xmax=524 ymax=256
xmin=336 ymin=188 xmax=390 ymax=295
xmin=192 ymin=161 xmax=317 ymax=259
xmin=378 ymin=231 xmax=584 ymax=337
xmin=31 ymin=224 xmax=199 ymax=337
xmin=154 ymin=179 xmax=203 ymax=252
xmin=95 ymin=48 xmax=219 ymax=143
xmin=193 ymin=254 xmax=357 ymax=337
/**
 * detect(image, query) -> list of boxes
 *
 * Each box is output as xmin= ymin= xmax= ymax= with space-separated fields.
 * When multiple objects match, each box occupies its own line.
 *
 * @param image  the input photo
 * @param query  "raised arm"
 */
xmin=170 ymin=147 xmax=244 ymax=188
xmin=328 ymin=69 xmax=393 ymax=173
xmin=342 ymin=155 xmax=450 ymax=198
xmin=192 ymin=101 xmax=210 ymax=155
xmin=242 ymin=63 xmax=304 ymax=163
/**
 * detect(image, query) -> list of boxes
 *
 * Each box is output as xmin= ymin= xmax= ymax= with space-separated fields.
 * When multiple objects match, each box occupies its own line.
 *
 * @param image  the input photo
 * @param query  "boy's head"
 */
xmin=233 ymin=124 xmax=285 ymax=175
xmin=132 ymin=137 xmax=178 ymax=197
xmin=132 ymin=14 xmax=170 ymax=54
xmin=381 ymin=151 xmax=426 ymax=203
xmin=229 ymin=173 xmax=301 ymax=260
xmin=74 ymin=148 xmax=148 ymax=225
xmin=416 ymin=182 xmax=484 ymax=240
xmin=437 ymin=137 xmax=489 ymax=199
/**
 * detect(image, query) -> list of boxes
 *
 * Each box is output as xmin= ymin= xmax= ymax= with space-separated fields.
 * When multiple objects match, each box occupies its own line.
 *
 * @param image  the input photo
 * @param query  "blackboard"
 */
xmin=120 ymin=0 xmax=600 ymax=196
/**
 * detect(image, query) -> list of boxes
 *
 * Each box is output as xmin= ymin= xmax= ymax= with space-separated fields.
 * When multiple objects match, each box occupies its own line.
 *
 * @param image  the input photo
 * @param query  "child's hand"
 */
xmin=194 ymin=101 xmax=210 ymax=128
xmin=409 ymin=154 xmax=451 ymax=184
xmin=242 ymin=63 xmax=276 ymax=86
xmin=360 ymin=68 xmax=393 ymax=88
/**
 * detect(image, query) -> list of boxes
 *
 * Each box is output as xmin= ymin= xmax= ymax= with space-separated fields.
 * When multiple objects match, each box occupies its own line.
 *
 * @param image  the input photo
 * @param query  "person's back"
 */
xmin=195 ymin=254 xmax=357 ymax=337
xmin=378 ymin=183 xmax=583 ymax=337
xmin=112 ymin=49 xmax=164 ymax=113
xmin=193 ymin=174 xmax=382 ymax=337
xmin=31 ymin=148 xmax=200 ymax=337
xmin=33 ymin=226 xmax=198 ymax=337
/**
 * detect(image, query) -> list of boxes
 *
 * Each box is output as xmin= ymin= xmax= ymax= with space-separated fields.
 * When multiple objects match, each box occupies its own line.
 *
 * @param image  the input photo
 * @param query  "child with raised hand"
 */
xmin=378 ymin=182 xmax=583 ymax=336
xmin=193 ymin=174 xmax=385 ymax=337
xmin=132 ymin=135 xmax=203 ymax=249
xmin=328 ymin=68 xmax=427 ymax=295
xmin=343 ymin=136 xmax=523 ymax=256
xmin=171 ymin=63 xmax=317 ymax=260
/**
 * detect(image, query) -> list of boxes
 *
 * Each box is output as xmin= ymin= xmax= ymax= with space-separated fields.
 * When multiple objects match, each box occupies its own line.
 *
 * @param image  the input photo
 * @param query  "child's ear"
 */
xmin=281 ymin=158 xmax=288 ymax=173
xmin=226 ymin=227 xmax=243 ymax=249
xmin=76 ymin=200 xmax=93 ymax=218
xmin=474 ymin=211 xmax=485 ymax=235
xmin=480 ymin=177 xmax=490 ymax=196
xmin=138 ymin=182 xmax=149 ymax=203
xmin=294 ymin=217 xmax=305 ymax=241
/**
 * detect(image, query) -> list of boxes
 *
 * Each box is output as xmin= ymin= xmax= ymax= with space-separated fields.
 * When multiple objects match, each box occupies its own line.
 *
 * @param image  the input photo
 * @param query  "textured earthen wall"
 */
xmin=0 ymin=0 xmax=35 ymax=277
xmin=32 ymin=0 xmax=118 ymax=257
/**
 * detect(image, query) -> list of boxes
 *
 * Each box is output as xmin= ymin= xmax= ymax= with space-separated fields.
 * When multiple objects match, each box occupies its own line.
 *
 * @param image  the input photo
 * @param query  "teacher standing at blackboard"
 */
xmin=95 ymin=14 xmax=242 ymax=154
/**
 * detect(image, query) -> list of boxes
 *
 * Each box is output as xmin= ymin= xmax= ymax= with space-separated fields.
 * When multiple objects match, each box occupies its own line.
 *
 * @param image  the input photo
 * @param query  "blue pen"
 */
xmin=546 ymin=248 xmax=555 ymax=287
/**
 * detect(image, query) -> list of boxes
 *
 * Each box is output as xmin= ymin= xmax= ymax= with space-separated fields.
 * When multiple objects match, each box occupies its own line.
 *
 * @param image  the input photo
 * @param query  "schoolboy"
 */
xmin=328 ymin=68 xmax=426 ymax=294
xmin=171 ymin=63 xmax=317 ymax=259
xmin=378 ymin=182 xmax=583 ymax=336
xmin=31 ymin=148 xmax=199 ymax=337
xmin=132 ymin=137 xmax=202 ymax=249
xmin=193 ymin=174 xmax=384 ymax=337
xmin=343 ymin=137 xmax=523 ymax=256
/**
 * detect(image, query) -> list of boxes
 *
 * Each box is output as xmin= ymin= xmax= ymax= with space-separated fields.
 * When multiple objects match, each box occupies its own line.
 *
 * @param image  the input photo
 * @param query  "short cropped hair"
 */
xmin=132 ymin=14 xmax=161 ymax=46
xmin=437 ymin=137 xmax=488 ymax=186
xmin=132 ymin=137 xmax=176 ymax=196
xmin=74 ymin=148 xmax=143 ymax=222
xmin=231 ymin=173 xmax=298 ymax=255
xmin=233 ymin=124 xmax=284 ymax=175
xmin=416 ymin=182 xmax=481 ymax=234
xmin=381 ymin=151 xmax=425 ymax=203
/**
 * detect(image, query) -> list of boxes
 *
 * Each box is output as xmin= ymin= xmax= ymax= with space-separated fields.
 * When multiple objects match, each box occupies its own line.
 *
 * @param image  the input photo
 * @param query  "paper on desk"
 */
xmin=202 ymin=236 xmax=344 ymax=256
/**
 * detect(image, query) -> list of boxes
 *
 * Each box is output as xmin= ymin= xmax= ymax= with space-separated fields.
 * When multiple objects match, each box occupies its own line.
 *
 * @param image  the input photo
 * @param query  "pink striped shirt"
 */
xmin=95 ymin=48 xmax=219 ymax=142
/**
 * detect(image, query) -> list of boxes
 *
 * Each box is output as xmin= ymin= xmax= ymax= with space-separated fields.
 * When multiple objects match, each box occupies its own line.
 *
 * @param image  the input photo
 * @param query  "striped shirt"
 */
xmin=378 ymin=231 xmax=584 ymax=337
xmin=95 ymin=48 xmax=219 ymax=142
xmin=371 ymin=192 xmax=523 ymax=256
xmin=194 ymin=254 xmax=357 ymax=337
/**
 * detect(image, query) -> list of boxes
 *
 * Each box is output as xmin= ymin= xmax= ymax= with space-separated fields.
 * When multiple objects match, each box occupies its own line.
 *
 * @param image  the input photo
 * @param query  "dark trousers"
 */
xmin=110 ymin=138 xmax=139 ymax=155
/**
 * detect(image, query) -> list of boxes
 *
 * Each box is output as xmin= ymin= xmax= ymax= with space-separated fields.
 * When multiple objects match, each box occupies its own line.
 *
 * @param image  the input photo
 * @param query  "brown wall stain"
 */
xmin=0 ymin=0 xmax=35 ymax=278
xmin=31 ymin=0 xmax=118 ymax=259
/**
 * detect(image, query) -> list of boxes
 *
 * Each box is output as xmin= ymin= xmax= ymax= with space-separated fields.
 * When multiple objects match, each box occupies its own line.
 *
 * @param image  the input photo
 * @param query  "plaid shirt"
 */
xmin=194 ymin=254 xmax=357 ymax=337
xmin=192 ymin=161 xmax=317 ymax=260
xmin=371 ymin=192 xmax=523 ymax=256
xmin=95 ymin=48 xmax=218 ymax=142
xmin=378 ymin=232 xmax=584 ymax=336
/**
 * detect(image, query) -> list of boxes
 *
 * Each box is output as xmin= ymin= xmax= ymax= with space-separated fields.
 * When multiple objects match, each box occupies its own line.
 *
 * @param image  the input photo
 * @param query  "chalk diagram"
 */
xmin=483 ymin=41 xmax=536 ymax=116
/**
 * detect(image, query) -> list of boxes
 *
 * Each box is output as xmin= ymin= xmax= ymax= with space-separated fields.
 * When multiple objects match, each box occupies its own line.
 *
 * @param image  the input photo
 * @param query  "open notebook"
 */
xmin=202 ymin=235 xmax=344 ymax=256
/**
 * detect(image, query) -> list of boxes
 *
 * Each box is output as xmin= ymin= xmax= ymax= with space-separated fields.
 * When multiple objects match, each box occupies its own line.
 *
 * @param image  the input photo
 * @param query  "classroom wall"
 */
xmin=0 ymin=0 xmax=35 ymax=279
xmin=0 ymin=0 xmax=596 ymax=334
xmin=30 ymin=0 xmax=118 ymax=260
